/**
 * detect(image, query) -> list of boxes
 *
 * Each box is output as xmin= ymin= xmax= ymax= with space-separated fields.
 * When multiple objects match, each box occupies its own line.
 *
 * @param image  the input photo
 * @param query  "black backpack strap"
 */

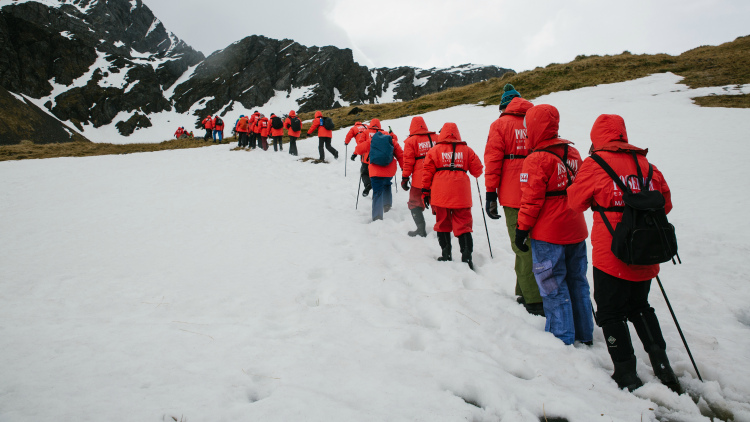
xmin=590 ymin=153 xmax=634 ymax=236
xmin=503 ymin=154 xmax=527 ymax=159
xmin=437 ymin=143 xmax=467 ymax=172
xmin=630 ymin=151 xmax=654 ymax=192
xmin=532 ymin=146 xmax=573 ymax=196
xmin=416 ymin=134 xmax=433 ymax=161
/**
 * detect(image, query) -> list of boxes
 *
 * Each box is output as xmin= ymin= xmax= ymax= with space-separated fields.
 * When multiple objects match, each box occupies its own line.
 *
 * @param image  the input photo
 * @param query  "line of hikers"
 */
xmin=173 ymin=126 xmax=194 ymax=139
xmin=345 ymin=84 xmax=682 ymax=395
xmin=201 ymin=109 xmax=339 ymax=159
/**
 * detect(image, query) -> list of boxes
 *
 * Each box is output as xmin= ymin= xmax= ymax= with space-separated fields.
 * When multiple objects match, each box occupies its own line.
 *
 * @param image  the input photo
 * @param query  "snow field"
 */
xmin=1 ymin=73 xmax=750 ymax=421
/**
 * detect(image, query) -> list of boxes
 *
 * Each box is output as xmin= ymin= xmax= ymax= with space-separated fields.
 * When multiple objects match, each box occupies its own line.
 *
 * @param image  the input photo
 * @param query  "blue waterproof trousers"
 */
xmin=530 ymin=239 xmax=594 ymax=345
xmin=370 ymin=176 xmax=393 ymax=221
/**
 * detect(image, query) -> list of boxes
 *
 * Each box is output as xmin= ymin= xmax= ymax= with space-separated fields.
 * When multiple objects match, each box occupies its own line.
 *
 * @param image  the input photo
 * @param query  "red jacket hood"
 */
xmin=370 ymin=118 xmax=382 ymax=129
xmin=590 ymin=114 xmax=648 ymax=155
xmin=525 ymin=104 xmax=561 ymax=150
xmin=437 ymin=122 xmax=463 ymax=144
xmin=503 ymin=97 xmax=533 ymax=117
xmin=289 ymin=110 xmax=296 ymax=117
xmin=314 ymin=111 xmax=322 ymax=118
xmin=409 ymin=116 xmax=434 ymax=136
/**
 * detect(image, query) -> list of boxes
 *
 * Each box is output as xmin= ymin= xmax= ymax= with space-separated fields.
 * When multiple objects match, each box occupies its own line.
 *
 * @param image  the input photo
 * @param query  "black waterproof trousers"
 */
xmin=318 ymin=137 xmax=338 ymax=160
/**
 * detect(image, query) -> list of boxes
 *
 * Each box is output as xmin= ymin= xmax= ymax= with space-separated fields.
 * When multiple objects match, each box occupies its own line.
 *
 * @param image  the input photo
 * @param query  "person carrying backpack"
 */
xmin=421 ymin=123 xmax=483 ymax=269
xmin=236 ymin=115 xmax=250 ymax=148
xmin=567 ymin=114 xmax=680 ymax=393
xmin=258 ymin=114 xmax=270 ymax=151
xmin=213 ymin=115 xmax=225 ymax=143
xmin=353 ymin=119 xmax=402 ymax=221
xmin=248 ymin=111 xmax=261 ymax=149
xmin=485 ymin=90 xmax=544 ymax=316
xmin=202 ymin=115 xmax=214 ymax=141
xmin=352 ymin=119 xmax=380 ymax=197
xmin=401 ymin=116 xmax=436 ymax=237
xmin=174 ymin=126 xmax=184 ymax=139
xmin=284 ymin=110 xmax=302 ymax=156
xmin=269 ymin=113 xmax=285 ymax=151
xmin=308 ymin=110 xmax=338 ymax=160
xmin=514 ymin=104 xmax=593 ymax=346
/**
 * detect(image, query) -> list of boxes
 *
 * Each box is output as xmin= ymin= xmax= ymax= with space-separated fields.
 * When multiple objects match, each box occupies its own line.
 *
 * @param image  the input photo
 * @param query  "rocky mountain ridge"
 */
xmin=0 ymin=0 xmax=512 ymax=144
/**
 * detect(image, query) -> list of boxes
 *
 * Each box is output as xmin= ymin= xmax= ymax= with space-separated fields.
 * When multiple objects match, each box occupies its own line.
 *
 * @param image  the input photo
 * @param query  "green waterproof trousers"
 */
xmin=503 ymin=206 xmax=542 ymax=304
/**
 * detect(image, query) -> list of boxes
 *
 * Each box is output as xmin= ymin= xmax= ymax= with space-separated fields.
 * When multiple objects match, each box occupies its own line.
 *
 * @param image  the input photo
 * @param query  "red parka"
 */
xmin=345 ymin=122 xmax=368 ymax=145
xmin=174 ymin=127 xmax=184 ymax=138
xmin=518 ymin=104 xmax=588 ymax=245
xmin=258 ymin=116 xmax=270 ymax=137
xmin=353 ymin=119 xmax=403 ymax=177
xmin=269 ymin=114 xmax=284 ymax=137
xmin=568 ymin=114 xmax=672 ymax=281
xmin=284 ymin=110 xmax=302 ymax=137
xmin=421 ymin=123 xmax=483 ymax=209
xmin=213 ymin=116 xmax=224 ymax=131
xmin=402 ymin=116 xmax=436 ymax=190
xmin=202 ymin=115 xmax=214 ymax=130
xmin=236 ymin=116 xmax=250 ymax=133
xmin=307 ymin=111 xmax=333 ymax=137
xmin=484 ymin=97 xmax=534 ymax=208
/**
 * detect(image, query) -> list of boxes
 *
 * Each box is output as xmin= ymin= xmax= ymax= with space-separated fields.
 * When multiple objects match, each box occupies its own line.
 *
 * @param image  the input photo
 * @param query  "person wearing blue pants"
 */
xmin=514 ymin=104 xmax=593 ymax=345
xmin=352 ymin=119 xmax=403 ymax=221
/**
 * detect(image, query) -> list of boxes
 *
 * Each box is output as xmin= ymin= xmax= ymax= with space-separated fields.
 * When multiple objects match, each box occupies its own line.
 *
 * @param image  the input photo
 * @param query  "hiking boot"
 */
xmin=408 ymin=208 xmax=427 ymax=237
xmin=458 ymin=233 xmax=474 ymax=270
xmin=437 ymin=232 xmax=452 ymax=261
xmin=516 ymin=296 xmax=526 ymax=305
xmin=649 ymin=349 xmax=683 ymax=394
xmin=612 ymin=356 xmax=644 ymax=392
xmin=524 ymin=302 xmax=545 ymax=317
xmin=362 ymin=187 xmax=371 ymax=197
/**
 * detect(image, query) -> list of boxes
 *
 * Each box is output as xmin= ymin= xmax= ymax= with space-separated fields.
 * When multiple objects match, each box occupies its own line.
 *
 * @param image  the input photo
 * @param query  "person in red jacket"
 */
xmin=308 ymin=110 xmax=338 ymax=161
xmin=485 ymin=92 xmax=544 ymax=316
xmin=353 ymin=119 xmax=402 ymax=221
xmin=174 ymin=126 xmax=184 ymax=139
xmin=353 ymin=120 xmax=392 ymax=196
xmin=269 ymin=113 xmax=285 ymax=151
xmin=257 ymin=114 xmax=270 ymax=150
xmin=421 ymin=123 xmax=483 ymax=269
xmin=513 ymin=104 xmax=593 ymax=345
xmin=348 ymin=121 xmax=372 ymax=196
xmin=400 ymin=116 xmax=436 ymax=237
xmin=248 ymin=111 xmax=260 ymax=149
xmin=568 ymin=114 xmax=679 ymax=393
xmin=201 ymin=115 xmax=214 ymax=141
xmin=236 ymin=115 xmax=250 ymax=148
xmin=212 ymin=115 xmax=225 ymax=143
xmin=284 ymin=110 xmax=302 ymax=156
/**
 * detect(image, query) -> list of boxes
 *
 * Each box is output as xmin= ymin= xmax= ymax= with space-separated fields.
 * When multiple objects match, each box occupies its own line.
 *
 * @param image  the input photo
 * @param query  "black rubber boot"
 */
xmin=630 ymin=309 xmax=683 ymax=394
xmin=458 ymin=232 xmax=474 ymax=270
xmin=437 ymin=232 xmax=452 ymax=261
xmin=602 ymin=320 xmax=643 ymax=391
xmin=408 ymin=208 xmax=427 ymax=237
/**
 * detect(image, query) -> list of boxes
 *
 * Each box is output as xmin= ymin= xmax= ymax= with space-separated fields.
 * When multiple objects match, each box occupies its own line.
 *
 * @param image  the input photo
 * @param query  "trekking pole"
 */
xmin=656 ymin=275 xmax=703 ymax=381
xmin=474 ymin=178 xmax=493 ymax=259
xmin=345 ymin=144 xmax=348 ymax=177
xmin=355 ymin=176 xmax=362 ymax=210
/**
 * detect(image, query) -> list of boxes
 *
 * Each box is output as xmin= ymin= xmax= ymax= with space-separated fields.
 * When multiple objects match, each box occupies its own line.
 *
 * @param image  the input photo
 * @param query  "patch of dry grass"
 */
xmin=692 ymin=93 xmax=750 ymax=108
xmin=0 ymin=138 xmax=229 ymax=162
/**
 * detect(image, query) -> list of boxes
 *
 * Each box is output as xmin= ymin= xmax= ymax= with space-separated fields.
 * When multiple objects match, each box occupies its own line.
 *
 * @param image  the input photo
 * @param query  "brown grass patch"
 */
xmin=0 ymin=138 xmax=230 ymax=162
xmin=692 ymin=93 xmax=750 ymax=108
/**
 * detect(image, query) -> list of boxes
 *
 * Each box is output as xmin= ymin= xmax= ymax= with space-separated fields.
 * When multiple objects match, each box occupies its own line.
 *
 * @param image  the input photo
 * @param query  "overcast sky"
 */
xmin=145 ymin=0 xmax=749 ymax=72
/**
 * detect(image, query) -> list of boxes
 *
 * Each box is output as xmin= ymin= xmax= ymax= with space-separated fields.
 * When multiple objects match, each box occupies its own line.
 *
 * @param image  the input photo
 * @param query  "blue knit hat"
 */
xmin=500 ymin=83 xmax=521 ymax=109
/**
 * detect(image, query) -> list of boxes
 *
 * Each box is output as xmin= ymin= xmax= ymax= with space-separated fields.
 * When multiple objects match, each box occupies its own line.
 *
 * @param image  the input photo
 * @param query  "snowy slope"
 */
xmin=1 ymin=73 xmax=750 ymax=422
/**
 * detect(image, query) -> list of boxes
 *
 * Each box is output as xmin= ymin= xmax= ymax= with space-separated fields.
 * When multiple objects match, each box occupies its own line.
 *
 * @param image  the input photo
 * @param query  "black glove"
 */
xmin=350 ymin=154 xmax=357 ymax=161
xmin=514 ymin=228 xmax=530 ymax=252
xmin=422 ymin=188 xmax=431 ymax=209
xmin=486 ymin=192 xmax=501 ymax=220
xmin=401 ymin=177 xmax=410 ymax=191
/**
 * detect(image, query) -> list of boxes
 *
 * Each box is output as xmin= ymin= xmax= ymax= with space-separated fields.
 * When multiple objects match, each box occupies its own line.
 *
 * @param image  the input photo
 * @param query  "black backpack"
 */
xmin=323 ymin=117 xmax=335 ymax=130
xmin=289 ymin=116 xmax=301 ymax=132
xmin=215 ymin=116 xmax=223 ymax=126
xmin=590 ymin=152 xmax=679 ymax=266
xmin=271 ymin=116 xmax=283 ymax=129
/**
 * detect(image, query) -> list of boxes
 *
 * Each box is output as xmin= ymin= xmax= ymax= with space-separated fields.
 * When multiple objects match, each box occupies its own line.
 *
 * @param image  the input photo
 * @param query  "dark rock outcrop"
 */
xmin=0 ymin=0 xmax=512 ymax=144
xmin=0 ymin=86 xmax=89 ymax=145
